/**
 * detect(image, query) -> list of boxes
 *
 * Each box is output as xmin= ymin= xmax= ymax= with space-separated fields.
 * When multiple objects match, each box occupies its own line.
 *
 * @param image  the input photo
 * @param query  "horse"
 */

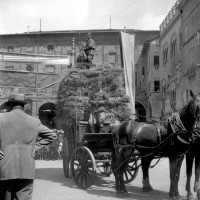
xmin=111 ymin=90 xmax=200 ymax=200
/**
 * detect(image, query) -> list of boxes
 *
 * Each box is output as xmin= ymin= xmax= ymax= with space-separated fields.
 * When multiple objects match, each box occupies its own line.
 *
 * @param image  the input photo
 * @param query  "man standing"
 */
xmin=0 ymin=93 xmax=57 ymax=200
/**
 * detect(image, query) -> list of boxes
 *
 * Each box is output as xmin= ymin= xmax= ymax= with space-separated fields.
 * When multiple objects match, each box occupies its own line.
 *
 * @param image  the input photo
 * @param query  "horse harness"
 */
xmin=114 ymin=120 xmax=162 ymax=154
xmin=168 ymin=112 xmax=194 ymax=145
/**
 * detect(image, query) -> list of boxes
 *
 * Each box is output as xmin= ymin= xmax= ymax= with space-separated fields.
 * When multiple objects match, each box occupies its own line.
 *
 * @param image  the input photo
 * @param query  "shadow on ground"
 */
xmin=35 ymin=168 xmax=185 ymax=200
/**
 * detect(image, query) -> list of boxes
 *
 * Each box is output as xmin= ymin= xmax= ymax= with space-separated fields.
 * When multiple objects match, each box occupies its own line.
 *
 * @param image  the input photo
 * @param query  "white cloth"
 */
xmin=121 ymin=32 xmax=135 ymax=119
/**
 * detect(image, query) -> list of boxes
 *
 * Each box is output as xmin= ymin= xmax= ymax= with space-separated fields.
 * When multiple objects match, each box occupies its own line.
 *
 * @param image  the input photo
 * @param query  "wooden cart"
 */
xmin=62 ymin=121 xmax=140 ymax=189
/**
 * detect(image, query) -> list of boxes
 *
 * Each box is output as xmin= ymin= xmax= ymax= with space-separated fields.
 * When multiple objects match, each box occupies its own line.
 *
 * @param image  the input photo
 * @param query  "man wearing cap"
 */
xmin=0 ymin=93 xmax=57 ymax=200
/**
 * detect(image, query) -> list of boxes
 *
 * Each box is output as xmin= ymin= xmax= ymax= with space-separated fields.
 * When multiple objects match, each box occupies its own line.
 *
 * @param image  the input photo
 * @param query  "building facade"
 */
xmin=156 ymin=0 xmax=200 ymax=121
xmin=0 ymin=29 xmax=159 ymax=125
xmin=159 ymin=0 xmax=182 ymax=119
xmin=178 ymin=0 xmax=200 ymax=103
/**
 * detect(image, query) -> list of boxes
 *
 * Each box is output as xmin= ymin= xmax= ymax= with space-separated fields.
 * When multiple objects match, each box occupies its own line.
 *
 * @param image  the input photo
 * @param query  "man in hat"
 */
xmin=0 ymin=93 xmax=57 ymax=200
xmin=84 ymin=32 xmax=96 ymax=64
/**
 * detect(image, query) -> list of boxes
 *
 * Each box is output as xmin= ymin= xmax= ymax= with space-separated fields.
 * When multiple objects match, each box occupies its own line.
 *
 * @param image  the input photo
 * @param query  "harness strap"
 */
xmin=168 ymin=112 xmax=191 ymax=145
xmin=154 ymin=125 xmax=161 ymax=143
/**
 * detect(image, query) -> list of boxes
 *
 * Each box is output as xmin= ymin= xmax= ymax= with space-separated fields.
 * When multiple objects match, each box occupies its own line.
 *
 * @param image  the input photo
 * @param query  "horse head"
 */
xmin=180 ymin=90 xmax=200 ymax=131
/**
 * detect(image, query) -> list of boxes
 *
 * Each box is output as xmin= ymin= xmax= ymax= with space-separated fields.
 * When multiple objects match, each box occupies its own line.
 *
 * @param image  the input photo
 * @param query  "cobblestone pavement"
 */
xmin=32 ymin=158 xmax=194 ymax=200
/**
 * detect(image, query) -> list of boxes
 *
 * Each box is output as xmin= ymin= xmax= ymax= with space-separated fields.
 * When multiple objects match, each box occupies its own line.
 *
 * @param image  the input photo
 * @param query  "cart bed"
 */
xmin=80 ymin=133 xmax=113 ymax=153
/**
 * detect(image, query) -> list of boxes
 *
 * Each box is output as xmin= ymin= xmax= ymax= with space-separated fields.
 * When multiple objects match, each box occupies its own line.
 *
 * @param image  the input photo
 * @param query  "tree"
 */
xmin=56 ymin=65 xmax=131 ymax=132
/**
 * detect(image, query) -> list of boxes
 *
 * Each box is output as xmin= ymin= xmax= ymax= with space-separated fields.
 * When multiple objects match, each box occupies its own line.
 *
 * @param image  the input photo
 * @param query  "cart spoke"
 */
xmin=126 ymin=168 xmax=132 ymax=176
xmin=83 ymin=172 xmax=88 ymax=186
xmin=85 ymin=167 xmax=93 ymax=174
xmin=85 ymin=170 xmax=93 ymax=183
xmin=80 ymin=172 xmax=84 ymax=186
xmin=124 ymin=170 xmax=129 ymax=181
xmin=75 ymin=171 xmax=82 ymax=181
xmin=74 ymin=168 xmax=81 ymax=173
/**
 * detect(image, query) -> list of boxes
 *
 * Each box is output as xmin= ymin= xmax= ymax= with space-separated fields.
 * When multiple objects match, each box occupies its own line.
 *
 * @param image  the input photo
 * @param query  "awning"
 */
xmin=0 ymin=52 xmax=70 ymax=65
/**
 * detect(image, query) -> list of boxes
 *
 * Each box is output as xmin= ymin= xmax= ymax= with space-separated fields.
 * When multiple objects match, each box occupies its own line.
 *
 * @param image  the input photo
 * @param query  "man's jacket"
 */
xmin=0 ymin=108 xmax=57 ymax=180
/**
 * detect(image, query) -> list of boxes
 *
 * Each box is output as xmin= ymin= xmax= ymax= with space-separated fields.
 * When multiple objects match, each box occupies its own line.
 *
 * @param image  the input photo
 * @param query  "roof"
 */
xmin=0 ymin=29 xmax=159 ymax=36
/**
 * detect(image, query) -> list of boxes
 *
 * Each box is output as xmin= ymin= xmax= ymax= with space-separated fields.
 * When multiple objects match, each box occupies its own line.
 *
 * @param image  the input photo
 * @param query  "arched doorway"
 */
xmin=0 ymin=102 xmax=10 ymax=113
xmin=135 ymin=102 xmax=146 ymax=122
xmin=39 ymin=102 xmax=57 ymax=129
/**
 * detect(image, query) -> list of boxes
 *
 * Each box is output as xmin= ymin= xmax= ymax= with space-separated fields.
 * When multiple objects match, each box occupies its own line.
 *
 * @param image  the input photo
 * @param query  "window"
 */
xmin=161 ymin=79 xmax=166 ymax=96
xmin=191 ymin=15 xmax=196 ymax=36
xmin=108 ymin=53 xmax=117 ymax=63
xmin=26 ymin=65 xmax=34 ymax=72
xmin=162 ymin=42 xmax=168 ymax=65
xmin=170 ymin=89 xmax=176 ymax=108
xmin=163 ymin=48 xmax=168 ymax=63
xmin=142 ymin=67 xmax=145 ymax=76
xmin=170 ymin=33 xmax=177 ymax=58
xmin=184 ymin=24 xmax=189 ymax=43
xmin=188 ymin=47 xmax=195 ymax=67
xmin=7 ymin=46 xmax=14 ymax=52
xmin=47 ymin=45 xmax=54 ymax=52
xmin=46 ymin=65 xmax=55 ymax=73
xmin=5 ymin=66 xmax=14 ymax=70
xmin=154 ymin=55 xmax=159 ymax=69
xmin=154 ymin=81 xmax=160 ymax=92
xmin=26 ymin=47 xmax=34 ymax=53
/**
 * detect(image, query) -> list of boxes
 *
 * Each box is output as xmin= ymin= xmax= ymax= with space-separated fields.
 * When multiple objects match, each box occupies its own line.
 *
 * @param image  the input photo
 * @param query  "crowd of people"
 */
xmin=35 ymin=134 xmax=63 ymax=160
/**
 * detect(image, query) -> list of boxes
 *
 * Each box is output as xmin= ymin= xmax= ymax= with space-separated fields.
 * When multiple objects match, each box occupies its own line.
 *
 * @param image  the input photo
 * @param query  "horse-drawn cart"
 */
xmin=62 ymin=121 xmax=140 ymax=189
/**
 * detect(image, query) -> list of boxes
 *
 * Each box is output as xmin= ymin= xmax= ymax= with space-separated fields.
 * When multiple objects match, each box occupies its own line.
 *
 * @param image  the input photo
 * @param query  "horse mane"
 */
xmin=179 ymin=98 xmax=196 ymax=131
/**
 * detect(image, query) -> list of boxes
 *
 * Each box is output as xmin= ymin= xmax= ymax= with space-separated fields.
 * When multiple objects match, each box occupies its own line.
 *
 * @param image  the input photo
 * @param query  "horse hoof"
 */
xmin=142 ymin=186 xmax=153 ymax=192
xmin=116 ymin=192 xmax=129 ymax=198
xmin=187 ymin=194 xmax=194 ymax=200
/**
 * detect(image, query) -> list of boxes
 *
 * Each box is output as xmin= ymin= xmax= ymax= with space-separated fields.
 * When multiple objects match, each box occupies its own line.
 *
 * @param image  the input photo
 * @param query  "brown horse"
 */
xmin=111 ymin=90 xmax=200 ymax=200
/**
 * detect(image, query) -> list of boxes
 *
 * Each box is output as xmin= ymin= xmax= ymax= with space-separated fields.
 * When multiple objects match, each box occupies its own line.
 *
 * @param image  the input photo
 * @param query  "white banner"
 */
xmin=0 ymin=52 xmax=70 ymax=65
xmin=121 ymin=32 xmax=135 ymax=119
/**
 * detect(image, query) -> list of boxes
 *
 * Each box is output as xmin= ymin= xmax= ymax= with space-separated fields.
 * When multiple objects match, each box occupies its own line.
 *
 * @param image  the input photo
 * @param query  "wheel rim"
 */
xmin=71 ymin=146 xmax=96 ymax=189
xmin=123 ymin=156 xmax=139 ymax=184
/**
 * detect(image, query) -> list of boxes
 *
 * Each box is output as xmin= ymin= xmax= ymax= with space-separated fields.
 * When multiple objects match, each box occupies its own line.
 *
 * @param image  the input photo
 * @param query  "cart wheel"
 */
xmin=63 ymin=155 xmax=70 ymax=178
xmin=123 ymin=155 xmax=140 ymax=184
xmin=71 ymin=146 xmax=96 ymax=189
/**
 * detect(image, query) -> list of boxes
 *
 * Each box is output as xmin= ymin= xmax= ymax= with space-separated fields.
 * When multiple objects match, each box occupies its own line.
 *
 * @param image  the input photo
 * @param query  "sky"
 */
xmin=0 ymin=0 xmax=178 ymax=34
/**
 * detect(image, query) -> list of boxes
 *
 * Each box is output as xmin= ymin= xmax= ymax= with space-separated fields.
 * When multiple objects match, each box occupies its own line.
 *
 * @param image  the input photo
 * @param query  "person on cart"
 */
xmin=84 ymin=32 xmax=96 ymax=64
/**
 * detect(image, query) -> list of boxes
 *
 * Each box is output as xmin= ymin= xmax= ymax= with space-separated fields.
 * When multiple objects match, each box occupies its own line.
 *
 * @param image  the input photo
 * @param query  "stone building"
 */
xmin=158 ymin=0 xmax=200 ymax=120
xmin=178 ymin=0 xmax=200 ymax=103
xmin=0 ymin=29 xmax=159 ymax=126
xmin=159 ymin=0 xmax=182 ymax=118
xmin=137 ymin=36 xmax=161 ymax=120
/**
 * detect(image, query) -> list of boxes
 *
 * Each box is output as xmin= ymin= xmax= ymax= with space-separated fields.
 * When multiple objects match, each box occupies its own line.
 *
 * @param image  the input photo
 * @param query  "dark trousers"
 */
xmin=0 ymin=179 xmax=33 ymax=200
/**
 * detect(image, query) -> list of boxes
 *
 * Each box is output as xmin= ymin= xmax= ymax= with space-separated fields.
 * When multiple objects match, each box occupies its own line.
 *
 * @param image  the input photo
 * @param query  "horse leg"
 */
xmin=111 ymin=150 xmax=129 ymax=197
xmin=185 ymin=152 xmax=194 ymax=200
xmin=169 ymin=155 xmax=184 ymax=199
xmin=111 ymin=150 xmax=121 ymax=193
xmin=117 ymin=166 xmax=129 ymax=198
xmin=141 ymin=156 xmax=153 ymax=192
xmin=194 ymin=154 xmax=200 ymax=200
